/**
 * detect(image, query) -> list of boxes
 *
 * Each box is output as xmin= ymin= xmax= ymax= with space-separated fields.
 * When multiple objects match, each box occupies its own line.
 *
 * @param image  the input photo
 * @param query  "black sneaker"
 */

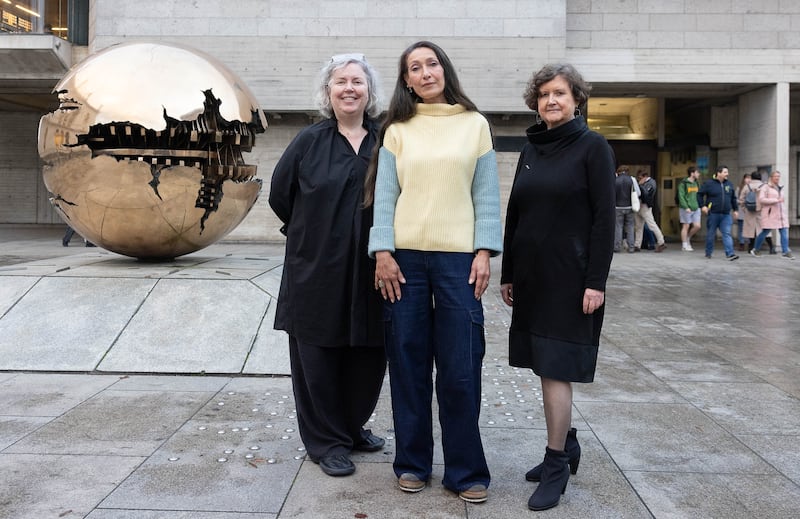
xmin=353 ymin=432 xmax=385 ymax=452
xmin=727 ymin=254 xmax=740 ymax=261
xmin=316 ymin=454 xmax=355 ymax=477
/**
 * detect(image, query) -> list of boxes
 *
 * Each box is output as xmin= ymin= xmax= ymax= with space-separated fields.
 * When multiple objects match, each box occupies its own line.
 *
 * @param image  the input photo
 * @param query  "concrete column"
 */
xmin=775 ymin=82 xmax=792 ymax=223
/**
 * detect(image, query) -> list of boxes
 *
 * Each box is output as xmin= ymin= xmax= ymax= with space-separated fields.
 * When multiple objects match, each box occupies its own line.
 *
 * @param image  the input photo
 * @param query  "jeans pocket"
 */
xmin=469 ymin=309 xmax=486 ymax=358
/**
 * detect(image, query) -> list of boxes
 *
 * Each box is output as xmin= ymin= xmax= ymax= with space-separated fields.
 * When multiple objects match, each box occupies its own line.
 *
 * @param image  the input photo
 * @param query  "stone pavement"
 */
xmin=1 ymin=224 xmax=800 ymax=518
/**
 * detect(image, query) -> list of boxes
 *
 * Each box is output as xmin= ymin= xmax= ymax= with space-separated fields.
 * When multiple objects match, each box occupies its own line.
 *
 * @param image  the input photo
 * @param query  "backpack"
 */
xmin=674 ymin=181 xmax=682 ymax=207
xmin=640 ymin=178 xmax=656 ymax=207
xmin=744 ymin=186 xmax=758 ymax=212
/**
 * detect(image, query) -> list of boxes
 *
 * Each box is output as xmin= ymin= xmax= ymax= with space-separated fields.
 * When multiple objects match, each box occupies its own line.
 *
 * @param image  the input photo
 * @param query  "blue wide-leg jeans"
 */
xmin=705 ymin=212 xmax=735 ymax=257
xmin=383 ymin=249 xmax=490 ymax=492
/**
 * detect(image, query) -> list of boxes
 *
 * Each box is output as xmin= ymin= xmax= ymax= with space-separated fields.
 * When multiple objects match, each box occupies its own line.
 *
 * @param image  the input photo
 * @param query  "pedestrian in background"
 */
xmin=750 ymin=170 xmax=794 ymax=259
xmin=677 ymin=166 xmax=701 ymax=251
xmin=697 ymin=165 xmax=739 ymax=260
xmin=738 ymin=171 xmax=763 ymax=253
xmin=614 ymin=165 xmax=639 ymax=253
xmin=634 ymin=170 xmax=667 ymax=252
xmin=62 ymin=225 xmax=95 ymax=247
xmin=735 ymin=173 xmax=751 ymax=251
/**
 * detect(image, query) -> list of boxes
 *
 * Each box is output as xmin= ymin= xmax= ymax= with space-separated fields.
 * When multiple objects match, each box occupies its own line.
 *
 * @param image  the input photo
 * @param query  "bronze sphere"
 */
xmin=38 ymin=41 xmax=267 ymax=260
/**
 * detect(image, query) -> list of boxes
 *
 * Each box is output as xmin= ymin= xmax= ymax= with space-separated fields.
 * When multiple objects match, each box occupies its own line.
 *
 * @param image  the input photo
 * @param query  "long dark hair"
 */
xmin=363 ymin=41 xmax=478 ymax=206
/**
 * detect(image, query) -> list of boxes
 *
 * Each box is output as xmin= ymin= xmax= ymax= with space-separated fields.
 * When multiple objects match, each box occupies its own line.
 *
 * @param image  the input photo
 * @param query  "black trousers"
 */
xmin=62 ymin=226 xmax=75 ymax=245
xmin=288 ymin=336 xmax=386 ymax=460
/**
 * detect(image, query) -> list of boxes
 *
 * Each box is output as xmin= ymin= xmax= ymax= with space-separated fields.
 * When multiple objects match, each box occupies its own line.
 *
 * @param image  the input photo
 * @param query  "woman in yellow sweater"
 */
xmin=365 ymin=41 xmax=503 ymax=504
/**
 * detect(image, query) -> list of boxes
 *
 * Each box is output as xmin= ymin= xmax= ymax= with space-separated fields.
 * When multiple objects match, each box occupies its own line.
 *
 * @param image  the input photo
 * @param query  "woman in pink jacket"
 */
xmin=750 ymin=171 xmax=793 ymax=259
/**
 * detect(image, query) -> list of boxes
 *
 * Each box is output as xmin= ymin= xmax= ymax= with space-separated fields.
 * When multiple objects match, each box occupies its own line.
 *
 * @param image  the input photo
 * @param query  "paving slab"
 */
xmin=480 ymin=362 xmax=547 ymax=430
xmin=0 ymin=453 xmax=145 ymax=519
xmin=280 ymin=460 xmax=465 ymax=519
xmin=0 ymin=415 xmax=51 ymax=450
xmin=6 ymin=389 xmax=215 ymax=456
xmin=48 ymin=254 xmax=203 ymax=279
xmin=87 ymin=511 xmax=275 ymax=518
xmin=98 ymin=279 xmax=270 ymax=374
xmin=0 ymin=275 xmax=38 ymax=316
xmin=243 ymin=299 xmax=291 ymax=375
xmin=736 ymin=433 xmax=800 ymax=485
xmin=0 ymin=251 xmax=112 ymax=277
xmin=0 ymin=277 xmax=156 ymax=371
xmin=578 ymin=401 xmax=775 ymax=474
xmin=639 ymin=357 xmax=762 ymax=383
xmin=99 ymin=417 xmax=303 ymax=514
xmin=703 ymin=341 xmax=800 ymax=398
xmin=251 ymin=267 xmax=282 ymax=298
xmin=666 ymin=381 xmax=800 ymax=435
xmin=0 ymin=373 xmax=120 ymax=416
xmin=626 ymin=471 xmax=800 ymax=518
xmin=574 ymin=345 xmax=685 ymax=404
xmin=470 ymin=427 xmax=648 ymax=519
xmin=110 ymin=374 xmax=233 ymax=393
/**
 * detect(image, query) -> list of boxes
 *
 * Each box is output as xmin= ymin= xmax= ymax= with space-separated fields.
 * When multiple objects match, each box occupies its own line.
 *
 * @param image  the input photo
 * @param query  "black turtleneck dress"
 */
xmin=500 ymin=117 xmax=615 ymax=382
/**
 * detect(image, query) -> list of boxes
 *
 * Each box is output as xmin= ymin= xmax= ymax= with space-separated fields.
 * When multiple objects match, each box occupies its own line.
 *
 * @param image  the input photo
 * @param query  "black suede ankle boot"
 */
xmin=525 ymin=428 xmax=580 ymax=482
xmin=528 ymin=447 xmax=570 ymax=511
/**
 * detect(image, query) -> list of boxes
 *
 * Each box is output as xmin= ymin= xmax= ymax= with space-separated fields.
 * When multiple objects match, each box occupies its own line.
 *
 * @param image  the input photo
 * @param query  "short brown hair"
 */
xmin=522 ymin=63 xmax=591 ymax=111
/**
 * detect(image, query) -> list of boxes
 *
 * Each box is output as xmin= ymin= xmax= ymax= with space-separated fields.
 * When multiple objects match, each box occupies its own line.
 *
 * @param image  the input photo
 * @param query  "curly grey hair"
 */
xmin=314 ymin=53 xmax=381 ymax=119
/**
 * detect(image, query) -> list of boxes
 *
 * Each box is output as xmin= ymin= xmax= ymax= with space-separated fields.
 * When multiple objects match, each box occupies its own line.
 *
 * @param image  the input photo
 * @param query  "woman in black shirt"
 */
xmin=269 ymin=54 xmax=386 ymax=477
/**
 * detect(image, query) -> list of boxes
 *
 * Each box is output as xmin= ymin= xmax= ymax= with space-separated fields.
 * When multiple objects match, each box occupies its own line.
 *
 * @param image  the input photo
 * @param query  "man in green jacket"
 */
xmin=677 ymin=166 xmax=701 ymax=251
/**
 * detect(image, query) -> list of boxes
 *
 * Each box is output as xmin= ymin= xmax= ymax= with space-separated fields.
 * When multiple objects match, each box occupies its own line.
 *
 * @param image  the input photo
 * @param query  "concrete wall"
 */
xmin=628 ymin=99 xmax=658 ymax=136
xmin=88 ymin=0 xmax=567 ymax=114
xmin=566 ymin=0 xmax=800 ymax=82
xmin=739 ymin=86 xmax=777 ymax=173
xmin=0 ymin=112 xmax=60 ymax=225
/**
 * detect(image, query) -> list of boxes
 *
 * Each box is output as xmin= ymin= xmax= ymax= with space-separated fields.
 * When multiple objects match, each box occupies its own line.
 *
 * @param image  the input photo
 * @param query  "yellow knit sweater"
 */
xmin=369 ymin=103 xmax=501 ymax=255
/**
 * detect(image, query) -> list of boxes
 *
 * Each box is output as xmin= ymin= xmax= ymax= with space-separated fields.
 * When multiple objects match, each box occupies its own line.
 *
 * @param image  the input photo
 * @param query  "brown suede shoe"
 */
xmin=459 ymin=484 xmax=488 ymax=503
xmin=398 ymin=473 xmax=426 ymax=493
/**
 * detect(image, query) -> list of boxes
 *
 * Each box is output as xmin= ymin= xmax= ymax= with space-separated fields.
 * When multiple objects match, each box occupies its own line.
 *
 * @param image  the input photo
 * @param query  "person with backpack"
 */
xmin=633 ymin=170 xmax=667 ymax=252
xmin=750 ymin=170 xmax=794 ymax=259
xmin=738 ymin=171 xmax=771 ymax=254
xmin=677 ymin=166 xmax=701 ymax=251
xmin=614 ymin=165 xmax=639 ymax=253
xmin=735 ymin=173 xmax=752 ymax=251
xmin=697 ymin=165 xmax=740 ymax=260
xmin=743 ymin=171 xmax=776 ymax=253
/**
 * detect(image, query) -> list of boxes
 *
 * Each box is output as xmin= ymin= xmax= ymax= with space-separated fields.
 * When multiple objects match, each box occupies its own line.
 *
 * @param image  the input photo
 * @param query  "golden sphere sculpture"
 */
xmin=38 ymin=41 xmax=267 ymax=260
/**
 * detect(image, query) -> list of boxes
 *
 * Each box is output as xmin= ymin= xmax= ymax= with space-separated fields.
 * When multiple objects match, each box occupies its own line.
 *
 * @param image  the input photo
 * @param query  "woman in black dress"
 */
xmin=500 ymin=63 xmax=615 ymax=511
xmin=269 ymin=54 xmax=386 ymax=477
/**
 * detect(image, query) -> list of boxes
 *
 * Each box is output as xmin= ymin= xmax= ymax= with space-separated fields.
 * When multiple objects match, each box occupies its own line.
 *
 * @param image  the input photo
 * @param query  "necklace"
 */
xmin=337 ymin=122 xmax=367 ymax=153
xmin=337 ymin=123 xmax=366 ymax=139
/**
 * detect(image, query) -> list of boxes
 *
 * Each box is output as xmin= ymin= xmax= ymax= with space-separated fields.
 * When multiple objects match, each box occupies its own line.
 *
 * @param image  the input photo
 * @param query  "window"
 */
xmin=1 ymin=0 xmax=69 ymax=40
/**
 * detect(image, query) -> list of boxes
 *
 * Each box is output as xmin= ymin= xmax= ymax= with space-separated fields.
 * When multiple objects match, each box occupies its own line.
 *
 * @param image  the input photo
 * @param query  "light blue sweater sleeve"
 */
xmin=472 ymin=149 xmax=503 ymax=256
xmin=368 ymin=147 xmax=400 ymax=258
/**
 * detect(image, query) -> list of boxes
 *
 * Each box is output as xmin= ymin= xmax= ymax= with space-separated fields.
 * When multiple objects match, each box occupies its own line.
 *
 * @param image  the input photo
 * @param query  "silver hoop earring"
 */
xmin=407 ymin=85 xmax=413 ymax=94
xmin=534 ymin=111 xmax=542 ymax=125
xmin=574 ymin=107 xmax=581 ymax=117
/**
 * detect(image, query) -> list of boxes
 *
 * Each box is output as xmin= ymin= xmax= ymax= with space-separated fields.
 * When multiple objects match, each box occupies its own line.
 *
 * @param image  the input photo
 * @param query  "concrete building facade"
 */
xmin=3 ymin=0 xmax=800 ymax=242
